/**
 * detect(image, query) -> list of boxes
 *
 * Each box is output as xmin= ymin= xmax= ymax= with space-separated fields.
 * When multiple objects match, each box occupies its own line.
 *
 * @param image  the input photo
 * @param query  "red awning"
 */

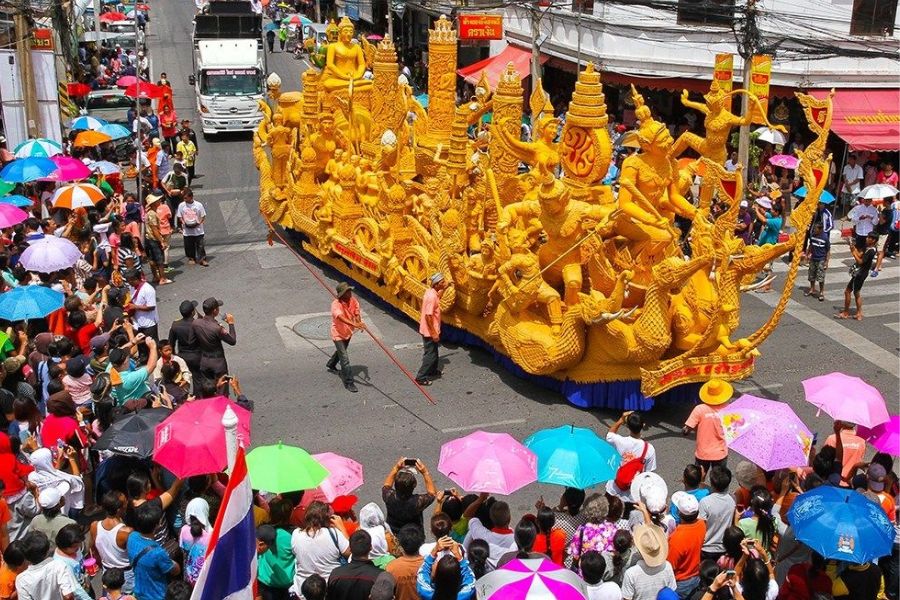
xmin=457 ymin=45 xmax=548 ymax=89
xmin=812 ymin=89 xmax=900 ymax=151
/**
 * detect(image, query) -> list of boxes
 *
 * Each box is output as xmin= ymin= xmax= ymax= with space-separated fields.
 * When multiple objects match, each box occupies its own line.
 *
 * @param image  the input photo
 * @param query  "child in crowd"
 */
xmin=804 ymin=221 xmax=830 ymax=301
xmin=100 ymin=568 xmax=136 ymax=600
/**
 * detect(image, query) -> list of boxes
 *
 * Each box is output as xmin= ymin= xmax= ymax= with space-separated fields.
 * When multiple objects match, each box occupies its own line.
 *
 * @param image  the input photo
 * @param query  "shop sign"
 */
xmin=713 ymin=53 xmax=733 ymax=93
xmin=30 ymin=29 xmax=54 ymax=51
xmin=458 ymin=14 xmax=503 ymax=40
xmin=749 ymin=54 xmax=772 ymax=125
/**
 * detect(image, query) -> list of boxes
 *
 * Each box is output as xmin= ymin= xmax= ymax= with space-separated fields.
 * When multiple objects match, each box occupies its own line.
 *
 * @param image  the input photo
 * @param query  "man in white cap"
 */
xmin=621 ymin=521 xmax=676 ymax=600
xmin=28 ymin=487 xmax=75 ymax=552
xmin=415 ymin=273 xmax=448 ymax=386
xmin=667 ymin=491 xmax=705 ymax=598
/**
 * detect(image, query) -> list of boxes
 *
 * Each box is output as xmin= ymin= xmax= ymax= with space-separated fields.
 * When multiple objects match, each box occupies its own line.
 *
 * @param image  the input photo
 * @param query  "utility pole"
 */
xmin=529 ymin=3 xmax=541 ymax=96
xmin=736 ymin=0 xmax=759 ymax=184
xmin=387 ymin=2 xmax=394 ymax=40
xmin=315 ymin=0 xmax=321 ymax=23
xmin=14 ymin=12 xmax=41 ymax=139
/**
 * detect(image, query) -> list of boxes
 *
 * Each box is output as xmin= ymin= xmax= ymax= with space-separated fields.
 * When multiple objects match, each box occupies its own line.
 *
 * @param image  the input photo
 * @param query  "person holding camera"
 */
xmin=381 ymin=458 xmax=437 ymax=538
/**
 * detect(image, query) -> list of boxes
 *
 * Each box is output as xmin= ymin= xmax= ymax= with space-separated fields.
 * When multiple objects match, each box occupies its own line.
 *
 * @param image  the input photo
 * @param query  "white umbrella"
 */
xmin=476 ymin=558 xmax=587 ymax=600
xmin=859 ymin=183 xmax=899 ymax=200
xmin=755 ymin=127 xmax=787 ymax=146
xmin=18 ymin=236 xmax=82 ymax=273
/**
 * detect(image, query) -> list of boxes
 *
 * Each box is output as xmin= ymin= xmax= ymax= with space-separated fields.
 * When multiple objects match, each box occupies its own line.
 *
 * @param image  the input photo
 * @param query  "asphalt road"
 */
xmin=144 ymin=5 xmax=900 ymax=515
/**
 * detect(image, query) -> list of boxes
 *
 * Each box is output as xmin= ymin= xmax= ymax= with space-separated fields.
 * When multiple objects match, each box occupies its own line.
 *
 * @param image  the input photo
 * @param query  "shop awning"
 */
xmin=457 ymin=45 xmax=547 ymax=89
xmin=812 ymin=89 xmax=900 ymax=151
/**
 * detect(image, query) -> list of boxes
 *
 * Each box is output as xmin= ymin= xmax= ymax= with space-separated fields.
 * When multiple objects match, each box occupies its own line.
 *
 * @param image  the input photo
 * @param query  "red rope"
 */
xmin=265 ymin=222 xmax=438 ymax=405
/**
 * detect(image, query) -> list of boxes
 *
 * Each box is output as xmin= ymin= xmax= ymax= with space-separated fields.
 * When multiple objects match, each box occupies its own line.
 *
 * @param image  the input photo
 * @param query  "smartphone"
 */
xmin=56 ymin=439 xmax=65 ymax=450
xmin=811 ymin=431 xmax=818 ymax=446
xmin=444 ymin=489 xmax=453 ymax=497
xmin=725 ymin=569 xmax=736 ymax=580
xmin=404 ymin=458 xmax=418 ymax=467
xmin=223 ymin=375 xmax=233 ymax=381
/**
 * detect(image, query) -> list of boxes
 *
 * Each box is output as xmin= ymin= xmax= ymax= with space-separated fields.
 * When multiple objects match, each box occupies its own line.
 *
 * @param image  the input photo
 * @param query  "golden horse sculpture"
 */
xmin=253 ymin=17 xmax=835 ymax=404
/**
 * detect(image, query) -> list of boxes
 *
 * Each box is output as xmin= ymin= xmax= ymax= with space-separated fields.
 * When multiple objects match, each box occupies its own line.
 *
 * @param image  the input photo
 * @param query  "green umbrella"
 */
xmin=0 ymin=181 xmax=15 ymax=196
xmin=246 ymin=441 xmax=329 ymax=493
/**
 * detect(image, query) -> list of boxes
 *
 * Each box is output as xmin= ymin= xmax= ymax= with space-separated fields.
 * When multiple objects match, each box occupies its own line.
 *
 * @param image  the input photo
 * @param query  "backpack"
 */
xmin=614 ymin=441 xmax=649 ymax=490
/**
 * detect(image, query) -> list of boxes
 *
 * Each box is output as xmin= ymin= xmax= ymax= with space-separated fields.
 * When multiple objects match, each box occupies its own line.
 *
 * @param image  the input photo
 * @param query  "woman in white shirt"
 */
xmin=290 ymin=501 xmax=351 ymax=596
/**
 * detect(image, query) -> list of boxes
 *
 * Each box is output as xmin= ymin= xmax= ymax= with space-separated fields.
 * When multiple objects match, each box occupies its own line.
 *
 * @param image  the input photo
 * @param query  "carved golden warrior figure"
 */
xmin=670 ymin=80 xmax=752 ymax=165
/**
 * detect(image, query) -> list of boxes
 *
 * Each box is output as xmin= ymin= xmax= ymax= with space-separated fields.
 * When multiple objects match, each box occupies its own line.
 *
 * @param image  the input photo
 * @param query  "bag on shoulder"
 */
xmin=326 ymin=527 xmax=348 ymax=565
xmin=614 ymin=441 xmax=649 ymax=489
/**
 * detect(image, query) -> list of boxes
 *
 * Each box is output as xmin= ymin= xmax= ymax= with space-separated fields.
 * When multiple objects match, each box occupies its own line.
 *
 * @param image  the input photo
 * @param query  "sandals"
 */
xmin=804 ymin=290 xmax=813 ymax=297
xmin=818 ymin=294 xmax=825 ymax=301
xmin=415 ymin=379 xmax=432 ymax=386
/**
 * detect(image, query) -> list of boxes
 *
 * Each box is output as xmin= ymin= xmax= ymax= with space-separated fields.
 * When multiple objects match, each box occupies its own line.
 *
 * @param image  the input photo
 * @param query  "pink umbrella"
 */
xmin=769 ymin=154 xmax=799 ymax=169
xmin=857 ymin=416 xmax=900 ymax=456
xmin=300 ymin=452 xmax=364 ymax=505
xmin=40 ymin=156 xmax=92 ymax=182
xmin=116 ymin=75 xmax=142 ymax=88
xmin=720 ymin=395 xmax=813 ymax=470
xmin=438 ymin=431 xmax=537 ymax=495
xmin=475 ymin=558 xmax=587 ymax=600
xmin=802 ymin=373 xmax=889 ymax=429
xmin=153 ymin=396 xmax=252 ymax=478
xmin=0 ymin=204 xmax=29 ymax=228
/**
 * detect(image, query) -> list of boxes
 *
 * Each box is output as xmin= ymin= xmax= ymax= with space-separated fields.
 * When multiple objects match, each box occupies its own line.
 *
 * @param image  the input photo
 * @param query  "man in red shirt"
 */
xmin=667 ymin=491 xmax=706 ymax=599
xmin=327 ymin=282 xmax=365 ymax=393
xmin=415 ymin=273 xmax=448 ymax=386
xmin=824 ymin=421 xmax=867 ymax=485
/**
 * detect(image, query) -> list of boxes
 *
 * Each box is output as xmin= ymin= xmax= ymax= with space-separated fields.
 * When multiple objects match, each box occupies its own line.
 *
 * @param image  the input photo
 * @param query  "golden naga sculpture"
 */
xmin=253 ymin=17 xmax=836 ymax=406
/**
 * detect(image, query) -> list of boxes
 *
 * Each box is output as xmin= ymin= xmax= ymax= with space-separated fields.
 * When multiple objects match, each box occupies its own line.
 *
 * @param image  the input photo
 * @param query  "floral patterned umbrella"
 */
xmin=720 ymin=395 xmax=813 ymax=471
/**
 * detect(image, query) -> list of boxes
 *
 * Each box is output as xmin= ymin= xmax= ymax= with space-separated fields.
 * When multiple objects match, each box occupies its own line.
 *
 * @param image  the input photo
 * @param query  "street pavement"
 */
xmin=145 ymin=4 xmax=899 ymax=515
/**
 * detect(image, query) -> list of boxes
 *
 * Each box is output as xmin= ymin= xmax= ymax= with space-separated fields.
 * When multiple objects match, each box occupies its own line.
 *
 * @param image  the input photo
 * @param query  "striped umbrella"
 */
xmin=13 ymin=138 xmax=63 ymax=158
xmin=88 ymin=161 xmax=121 ymax=175
xmin=70 ymin=115 xmax=108 ymax=131
xmin=0 ymin=195 xmax=33 ymax=208
xmin=99 ymin=124 xmax=132 ymax=140
xmin=52 ymin=183 xmax=105 ymax=209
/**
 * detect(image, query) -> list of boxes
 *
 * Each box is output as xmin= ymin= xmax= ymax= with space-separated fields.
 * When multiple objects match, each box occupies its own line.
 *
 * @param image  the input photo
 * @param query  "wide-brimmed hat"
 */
xmin=630 ymin=472 xmax=668 ymax=514
xmin=633 ymin=523 xmax=668 ymax=567
xmin=145 ymin=193 xmax=163 ymax=207
xmin=699 ymin=378 xmax=733 ymax=406
xmin=336 ymin=282 xmax=353 ymax=297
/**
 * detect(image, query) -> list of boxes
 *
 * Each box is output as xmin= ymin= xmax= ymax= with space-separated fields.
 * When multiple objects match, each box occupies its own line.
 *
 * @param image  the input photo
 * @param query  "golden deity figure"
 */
xmin=670 ymin=80 xmax=751 ymax=165
xmin=615 ymin=86 xmax=696 ymax=246
xmin=498 ymin=229 xmax=563 ymax=333
xmin=496 ymin=114 xmax=560 ymax=181
xmin=321 ymin=17 xmax=372 ymax=94
xmin=258 ymin=113 xmax=296 ymax=189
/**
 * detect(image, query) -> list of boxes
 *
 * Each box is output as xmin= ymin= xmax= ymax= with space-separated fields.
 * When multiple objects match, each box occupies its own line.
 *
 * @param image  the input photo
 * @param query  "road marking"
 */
xmin=887 ymin=322 xmax=900 ymax=333
xmin=441 ymin=419 xmax=527 ymax=433
xmin=194 ymin=186 xmax=257 ymax=197
xmin=822 ymin=286 xmax=900 ymax=302
xmin=393 ymin=342 xmax=424 ymax=350
xmin=860 ymin=301 xmax=900 ymax=318
xmin=752 ymin=293 xmax=899 ymax=376
xmin=219 ymin=199 xmax=260 ymax=238
xmin=210 ymin=241 xmax=272 ymax=253
xmin=735 ymin=382 xmax=783 ymax=394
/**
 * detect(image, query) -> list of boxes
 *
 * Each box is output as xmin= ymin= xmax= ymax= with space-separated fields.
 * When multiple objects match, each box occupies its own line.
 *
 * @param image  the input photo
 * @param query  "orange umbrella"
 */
xmin=73 ymin=130 xmax=113 ymax=147
xmin=677 ymin=157 xmax=707 ymax=177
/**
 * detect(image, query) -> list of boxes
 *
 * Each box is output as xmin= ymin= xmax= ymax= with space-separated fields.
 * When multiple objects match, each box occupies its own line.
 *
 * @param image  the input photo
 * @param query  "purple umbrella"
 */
xmin=857 ymin=416 xmax=900 ymax=456
xmin=18 ymin=236 xmax=82 ymax=273
xmin=769 ymin=154 xmax=800 ymax=169
xmin=720 ymin=395 xmax=813 ymax=471
xmin=475 ymin=558 xmax=587 ymax=600
xmin=0 ymin=204 xmax=29 ymax=228
xmin=802 ymin=373 xmax=889 ymax=429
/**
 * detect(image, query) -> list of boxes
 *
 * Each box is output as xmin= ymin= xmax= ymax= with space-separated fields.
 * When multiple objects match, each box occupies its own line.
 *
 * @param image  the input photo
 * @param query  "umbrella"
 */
xmin=66 ymin=82 xmax=92 ymax=97
xmin=787 ymin=486 xmax=893 ymax=564
xmin=99 ymin=124 xmax=132 ymax=140
xmin=0 ymin=286 xmax=65 ymax=320
xmin=415 ymin=93 xmax=429 ymax=109
xmin=13 ymin=138 xmax=63 ymax=158
xmin=793 ymin=186 xmax=836 ymax=204
xmin=802 ymin=372 xmax=889 ymax=429
xmin=0 ymin=204 xmax=28 ymax=228
xmin=0 ymin=182 xmax=14 ymax=196
xmin=719 ymin=395 xmax=813 ymax=471
xmin=282 ymin=14 xmax=311 ymax=26
xmin=438 ymin=431 xmax=537 ymax=495
xmin=89 ymin=160 xmax=122 ymax=175
xmin=475 ymin=558 xmax=587 ymax=600
xmin=0 ymin=195 xmax=34 ymax=208
xmin=768 ymin=154 xmax=799 ymax=169
xmin=99 ymin=11 xmax=127 ymax=22
xmin=857 ymin=415 xmax=900 ymax=456
xmin=124 ymin=82 xmax=165 ymax=99
xmin=18 ymin=236 xmax=82 ymax=272
xmin=523 ymin=425 xmax=621 ymax=489
xmin=264 ymin=22 xmax=279 ymax=32
xmin=70 ymin=115 xmax=108 ymax=131
xmin=94 ymin=407 xmax=172 ymax=457
xmin=52 ymin=183 xmax=105 ymax=209
xmin=300 ymin=452 xmax=365 ymax=505
xmin=0 ymin=157 xmax=58 ymax=182
xmin=755 ymin=127 xmax=787 ymax=145
xmin=43 ymin=156 xmax=92 ymax=182
xmin=246 ymin=442 xmax=329 ymax=494
xmin=116 ymin=75 xmax=143 ymax=88
xmin=366 ymin=34 xmax=383 ymax=41
xmin=859 ymin=183 xmax=900 ymax=200
xmin=154 ymin=396 xmax=252 ymax=478
xmin=74 ymin=130 xmax=113 ymax=148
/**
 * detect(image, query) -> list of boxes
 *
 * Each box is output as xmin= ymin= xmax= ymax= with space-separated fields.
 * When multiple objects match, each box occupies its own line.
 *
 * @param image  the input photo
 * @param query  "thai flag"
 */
xmin=190 ymin=447 xmax=257 ymax=600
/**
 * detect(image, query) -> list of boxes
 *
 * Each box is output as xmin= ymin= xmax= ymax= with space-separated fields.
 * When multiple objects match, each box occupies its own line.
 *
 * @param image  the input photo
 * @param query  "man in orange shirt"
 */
xmin=667 ymin=492 xmax=706 ymax=599
xmin=385 ymin=525 xmax=425 ymax=600
xmin=824 ymin=421 xmax=867 ymax=485
xmin=683 ymin=379 xmax=732 ymax=471
xmin=867 ymin=464 xmax=896 ymax=522
xmin=327 ymin=282 xmax=365 ymax=393
xmin=415 ymin=273 xmax=448 ymax=386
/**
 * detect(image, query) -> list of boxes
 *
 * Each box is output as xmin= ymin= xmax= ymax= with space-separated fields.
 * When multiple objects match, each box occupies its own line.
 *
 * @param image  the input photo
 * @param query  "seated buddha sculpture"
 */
xmin=320 ymin=17 xmax=372 ymax=94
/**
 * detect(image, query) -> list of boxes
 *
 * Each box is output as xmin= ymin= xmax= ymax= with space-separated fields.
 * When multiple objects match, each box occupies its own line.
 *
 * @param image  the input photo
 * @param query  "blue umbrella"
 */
xmin=793 ymin=186 xmax=836 ymax=204
xmin=415 ymin=93 xmax=429 ymax=109
xmin=0 ymin=158 xmax=57 ymax=183
xmin=98 ymin=124 xmax=132 ymax=140
xmin=523 ymin=425 xmax=621 ymax=489
xmin=0 ymin=286 xmax=65 ymax=321
xmin=0 ymin=195 xmax=33 ymax=208
xmin=788 ymin=486 xmax=894 ymax=564
xmin=70 ymin=115 xmax=108 ymax=131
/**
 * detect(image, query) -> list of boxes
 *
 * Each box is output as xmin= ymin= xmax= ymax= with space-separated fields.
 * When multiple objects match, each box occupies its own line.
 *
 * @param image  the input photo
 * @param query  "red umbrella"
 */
xmin=99 ymin=11 xmax=126 ymax=22
xmin=153 ymin=396 xmax=252 ymax=478
xmin=136 ymin=3 xmax=150 ymax=10
xmin=124 ymin=82 xmax=165 ymax=99
xmin=66 ymin=82 xmax=92 ymax=97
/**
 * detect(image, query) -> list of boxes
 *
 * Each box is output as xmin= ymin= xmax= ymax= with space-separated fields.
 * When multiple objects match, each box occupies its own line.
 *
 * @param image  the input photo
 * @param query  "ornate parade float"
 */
xmin=254 ymin=15 xmax=836 ymax=409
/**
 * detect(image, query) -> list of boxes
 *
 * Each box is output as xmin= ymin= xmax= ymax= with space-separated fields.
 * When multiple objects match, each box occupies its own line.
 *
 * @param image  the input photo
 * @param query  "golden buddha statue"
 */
xmin=321 ymin=17 xmax=372 ymax=94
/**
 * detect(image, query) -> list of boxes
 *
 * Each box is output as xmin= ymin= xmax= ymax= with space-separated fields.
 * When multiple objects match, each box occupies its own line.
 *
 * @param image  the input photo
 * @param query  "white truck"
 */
xmin=190 ymin=2 xmax=265 ymax=137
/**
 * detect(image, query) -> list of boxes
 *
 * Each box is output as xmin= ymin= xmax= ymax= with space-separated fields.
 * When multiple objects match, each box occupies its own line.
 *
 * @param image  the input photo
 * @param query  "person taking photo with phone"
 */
xmin=382 ymin=458 xmax=437 ymax=538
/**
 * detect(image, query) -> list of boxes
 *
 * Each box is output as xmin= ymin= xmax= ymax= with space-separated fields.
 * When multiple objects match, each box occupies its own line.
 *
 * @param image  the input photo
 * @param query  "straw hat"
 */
xmin=699 ymin=379 xmax=733 ymax=406
xmin=633 ymin=523 xmax=668 ymax=567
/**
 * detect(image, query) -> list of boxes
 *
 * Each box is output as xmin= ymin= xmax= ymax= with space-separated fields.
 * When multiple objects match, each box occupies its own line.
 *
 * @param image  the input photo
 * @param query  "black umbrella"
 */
xmin=94 ymin=407 xmax=172 ymax=458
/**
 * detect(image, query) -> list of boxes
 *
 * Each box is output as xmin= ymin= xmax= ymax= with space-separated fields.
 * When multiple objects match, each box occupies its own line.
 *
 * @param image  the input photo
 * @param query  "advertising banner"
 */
xmin=458 ymin=14 xmax=503 ymax=40
xmin=749 ymin=54 xmax=772 ymax=125
xmin=713 ymin=53 xmax=733 ymax=92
